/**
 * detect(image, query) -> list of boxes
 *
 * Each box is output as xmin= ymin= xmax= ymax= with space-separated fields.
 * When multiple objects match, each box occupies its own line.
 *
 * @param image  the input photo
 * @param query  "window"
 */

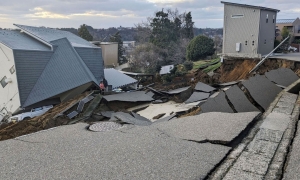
xmin=9 ymin=65 xmax=15 ymax=74
xmin=231 ymin=14 xmax=244 ymax=18
xmin=1 ymin=76 xmax=7 ymax=88
xmin=266 ymin=14 xmax=269 ymax=23
xmin=245 ymin=41 xmax=248 ymax=45
xmin=264 ymin=39 xmax=267 ymax=44
xmin=252 ymin=41 xmax=255 ymax=46
xmin=273 ymin=15 xmax=275 ymax=23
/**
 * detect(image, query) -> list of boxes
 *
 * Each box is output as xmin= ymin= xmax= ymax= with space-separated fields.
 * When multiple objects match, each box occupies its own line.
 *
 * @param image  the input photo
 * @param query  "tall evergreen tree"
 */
xmin=78 ymin=24 xmax=93 ymax=41
xmin=150 ymin=9 xmax=181 ymax=48
xmin=183 ymin=12 xmax=194 ymax=39
xmin=110 ymin=31 xmax=127 ymax=65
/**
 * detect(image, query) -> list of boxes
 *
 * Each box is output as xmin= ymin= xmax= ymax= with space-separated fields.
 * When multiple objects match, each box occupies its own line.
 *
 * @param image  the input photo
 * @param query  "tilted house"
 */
xmin=0 ymin=24 xmax=104 ymax=116
xmin=221 ymin=1 xmax=280 ymax=58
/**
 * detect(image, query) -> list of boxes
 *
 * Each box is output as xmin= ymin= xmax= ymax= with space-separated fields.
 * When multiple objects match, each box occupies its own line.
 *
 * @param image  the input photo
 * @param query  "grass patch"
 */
xmin=203 ymin=62 xmax=222 ymax=73
xmin=193 ymin=58 xmax=220 ymax=70
xmin=193 ymin=60 xmax=209 ymax=69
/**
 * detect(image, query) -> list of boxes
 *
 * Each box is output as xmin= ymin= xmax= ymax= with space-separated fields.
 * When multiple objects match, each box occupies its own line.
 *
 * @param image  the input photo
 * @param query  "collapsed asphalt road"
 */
xmin=0 ymin=112 xmax=260 ymax=180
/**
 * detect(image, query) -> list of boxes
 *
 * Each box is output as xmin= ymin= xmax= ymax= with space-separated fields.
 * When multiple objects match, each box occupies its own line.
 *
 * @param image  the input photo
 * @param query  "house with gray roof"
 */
xmin=221 ymin=1 xmax=280 ymax=59
xmin=0 ymin=24 xmax=104 ymax=116
xmin=276 ymin=18 xmax=300 ymax=41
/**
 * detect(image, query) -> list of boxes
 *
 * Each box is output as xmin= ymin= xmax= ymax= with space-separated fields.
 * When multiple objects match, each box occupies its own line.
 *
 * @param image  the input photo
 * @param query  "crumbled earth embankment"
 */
xmin=0 ymin=92 xmax=90 ymax=141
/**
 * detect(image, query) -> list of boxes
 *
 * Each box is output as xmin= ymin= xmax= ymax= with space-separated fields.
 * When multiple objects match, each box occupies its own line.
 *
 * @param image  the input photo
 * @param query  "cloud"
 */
xmin=0 ymin=0 xmax=298 ymax=29
xmin=26 ymin=7 xmax=70 ymax=19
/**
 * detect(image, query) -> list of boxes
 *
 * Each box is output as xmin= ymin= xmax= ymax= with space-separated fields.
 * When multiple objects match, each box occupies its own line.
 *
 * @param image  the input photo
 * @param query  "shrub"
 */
xmin=162 ymin=74 xmax=173 ymax=83
xmin=186 ymin=35 xmax=215 ymax=61
xmin=183 ymin=61 xmax=193 ymax=71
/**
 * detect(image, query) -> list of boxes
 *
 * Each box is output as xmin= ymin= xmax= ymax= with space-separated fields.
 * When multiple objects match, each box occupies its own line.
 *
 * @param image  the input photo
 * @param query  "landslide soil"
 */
xmin=0 ymin=92 xmax=90 ymax=141
xmin=0 ymin=58 xmax=299 ymax=141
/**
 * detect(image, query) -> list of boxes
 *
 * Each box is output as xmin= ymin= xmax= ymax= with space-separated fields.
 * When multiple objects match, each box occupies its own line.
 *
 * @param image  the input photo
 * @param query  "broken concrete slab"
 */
xmin=260 ymin=112 xmax=291 ymax=132
xmin=2 ymin=123 xmax=230 ymax=180
xmin=138 ymin=101 xmax=191 ymax=120
xmin=210 ymin=91 xmax=219 ymax=98
xmin=200 ymin=91 xmax=234 ymax=113
xmin=67 ymin=111 xmax=78 ymax=119
xmin=154 ymin=114 xmax=177 ymax=123
xmin=109 ymin=112 xmax=132 ymax=121
xmin=115 ymin=114 xmax=152 ymax=126
xmin=131 ymin=112 xmax=151 ymax=123
xmin=146 ymin=87 xmax=164 ymax=95
xmin=77 ymin=95 xmax=94 ymax=112
xmin=145 ymin=91 xmax=155 ymax=98
xmin=163 ymin=86 xmax=191 ymax=95
xmin=225 ymin=85 xmax=260 ymax=112
xmin=68 ymin=94 xmax=103 ymax=124
xmin=195 ymin=82 xmax=216 ymax=92
xmin=242 ymin=75 xmax=282 ymax=110
xmin=217 ymin=81 xmax=239 ymax=87
xmin=265 ymin=68 xmax=299 ymax=87
xmin=153 ymin=113 xmax=165 ymax=119
xmin=101 ymin=111 xmax=114 ymax=118
xmin=154 ymin=112 xmax=260 ymax=143
xmin=126 ymin=103 xmax=150 ymax=112
xmin=103 ymin=91 xmax=154 ymax=102
xmin=185 ymin=92 xmax=210 ymax=104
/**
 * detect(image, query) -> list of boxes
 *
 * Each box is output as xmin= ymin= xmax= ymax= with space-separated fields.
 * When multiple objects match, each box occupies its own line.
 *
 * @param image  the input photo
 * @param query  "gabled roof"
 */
xmin=14 ymin=24 xmax=96 ymax=48
xmin=0 ymin=30 xmax=50 ymax=51
xmin=276 ymin=19 xmax=296 ymax=24
xmin=23 ymin=38 xmax=98 ymax=107
xmin=0 ymin=25 xmax=104 ymax=108
xmin=104 ymin=68 xmax=138 ymax=89
xmin=221 ymin=1 xmax=280 ymax=12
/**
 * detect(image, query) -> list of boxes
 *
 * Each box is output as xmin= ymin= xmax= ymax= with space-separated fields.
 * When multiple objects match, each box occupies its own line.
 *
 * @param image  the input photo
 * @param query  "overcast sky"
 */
xmin=0 ymin=0 xmax=299 ymax=29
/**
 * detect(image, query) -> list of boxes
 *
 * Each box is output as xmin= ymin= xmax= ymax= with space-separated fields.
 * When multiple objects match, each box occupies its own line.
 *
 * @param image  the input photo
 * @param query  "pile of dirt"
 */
xmin=257 ymin=59 xmax=297 ymax=74
xmin=0 ymin=92 xmax=90 ymax=141
xmin=219 ymin=59 xmax=258 ymax=83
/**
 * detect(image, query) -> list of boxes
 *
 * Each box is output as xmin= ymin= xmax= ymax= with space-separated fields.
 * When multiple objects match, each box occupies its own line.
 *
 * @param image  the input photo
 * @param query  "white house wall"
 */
xmin=223 ymin=4 xmax=260 ymax=58
xmin=0 ymin=43 xmax=21 ymax=115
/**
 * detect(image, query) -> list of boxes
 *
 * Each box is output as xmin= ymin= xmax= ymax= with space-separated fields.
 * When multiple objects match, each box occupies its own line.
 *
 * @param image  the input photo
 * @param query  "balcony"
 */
xmin=294 ymin=32 xmax=300 ymax=37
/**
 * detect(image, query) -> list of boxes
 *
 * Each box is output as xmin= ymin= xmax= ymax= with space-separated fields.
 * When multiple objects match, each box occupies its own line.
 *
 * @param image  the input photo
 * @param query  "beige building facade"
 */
xmin=276 ymin=18 xmax=300 ymax=41
xmin=92 ymin=41 xmax=118 ymax=68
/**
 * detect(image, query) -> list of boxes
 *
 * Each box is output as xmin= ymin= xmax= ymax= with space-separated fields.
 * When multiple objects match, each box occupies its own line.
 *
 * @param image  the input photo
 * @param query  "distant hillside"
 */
xmin=58 ymin=26 xmax=223 ymax=41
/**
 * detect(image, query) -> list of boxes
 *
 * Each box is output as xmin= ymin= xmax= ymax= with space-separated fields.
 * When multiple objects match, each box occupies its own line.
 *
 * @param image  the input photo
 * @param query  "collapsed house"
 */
xmin=0 ymin=24 xmax=104 ymax=116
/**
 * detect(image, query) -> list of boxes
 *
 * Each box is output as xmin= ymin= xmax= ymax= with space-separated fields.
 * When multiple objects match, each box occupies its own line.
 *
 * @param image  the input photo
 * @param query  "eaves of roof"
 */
xmin=221 ymin=1 xmax=280 ymax=12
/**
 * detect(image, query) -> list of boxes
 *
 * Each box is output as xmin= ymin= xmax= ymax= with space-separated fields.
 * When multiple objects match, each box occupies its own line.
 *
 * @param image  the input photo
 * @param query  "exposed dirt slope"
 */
xmin=219 ymin=60 xmax=258 ymax=82
xmin=0 ymin=92 xmax=89 ymax=141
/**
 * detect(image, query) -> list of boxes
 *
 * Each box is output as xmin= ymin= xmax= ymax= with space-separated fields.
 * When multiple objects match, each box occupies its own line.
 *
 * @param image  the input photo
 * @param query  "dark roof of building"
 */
xmin=22 ymin=38 xmax=98 ymax=107
xmin=104 ymin=68 xmax=138 ymax=89
xmin=14 ymin=24 xmax=97 ymax=48
xmin=276 ymin=19 xmax=296 ymax=24
xmin=0 ymin=25 xmax=104 ymax=108
xmin=221 ymin=1 xmax=280 ymax=12
xmin=0 ymin=30 xmax=50 ymax=51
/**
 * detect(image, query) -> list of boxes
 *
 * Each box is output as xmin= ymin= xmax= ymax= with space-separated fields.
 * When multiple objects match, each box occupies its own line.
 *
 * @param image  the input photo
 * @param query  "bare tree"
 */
xmin=130 ymin=43 xmax=162 ymax=73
